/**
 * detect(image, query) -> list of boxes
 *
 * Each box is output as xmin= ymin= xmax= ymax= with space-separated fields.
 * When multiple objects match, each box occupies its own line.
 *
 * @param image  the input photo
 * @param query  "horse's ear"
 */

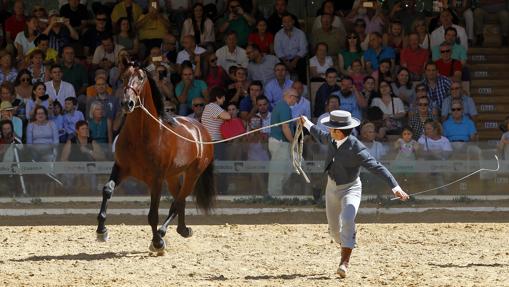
xmin=120 ymin=54 xmax=130 ymax=67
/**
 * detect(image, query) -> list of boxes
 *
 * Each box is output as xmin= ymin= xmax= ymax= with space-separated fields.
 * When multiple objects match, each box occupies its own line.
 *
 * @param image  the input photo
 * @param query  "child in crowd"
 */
xmin=63 ymin=97 xmax=84 ymax=141
xmin=394 ymin=126 xmax=419 ymax=161
xmin=349 ymin=59 xmax=366 ymax=92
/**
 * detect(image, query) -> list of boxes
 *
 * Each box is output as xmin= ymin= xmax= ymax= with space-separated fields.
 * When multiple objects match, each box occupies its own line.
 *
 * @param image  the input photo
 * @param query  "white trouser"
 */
xmin=325 ymin=176 xmax=362 ymax=249
xmin=267 ymin=138 xmax=291 ymax=196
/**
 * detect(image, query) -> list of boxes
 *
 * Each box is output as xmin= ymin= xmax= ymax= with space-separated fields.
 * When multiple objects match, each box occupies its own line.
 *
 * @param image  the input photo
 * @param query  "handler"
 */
xmin=301 ymin=110 xmax=409 ymax=278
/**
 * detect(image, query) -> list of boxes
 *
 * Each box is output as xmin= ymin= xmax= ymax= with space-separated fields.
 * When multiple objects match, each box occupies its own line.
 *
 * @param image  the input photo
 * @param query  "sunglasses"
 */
xmin=440 ymin=49 xmax=451 ymax=53
xmin=452 ymin=108 xmax=462 ymax=111
xmin=193 ymin=103 xmax=205 ymax=107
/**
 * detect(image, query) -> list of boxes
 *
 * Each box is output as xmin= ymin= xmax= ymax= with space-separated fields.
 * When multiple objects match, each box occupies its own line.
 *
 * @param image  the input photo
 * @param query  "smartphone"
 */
xmin=152 ymin=56 xmax=163 ymax=62
xmin=39 ymin=18 xmax=49 ymax=23
xmin=56 ymin=17 xmax=65 ymax=23
xmin=363 ymin=1 xmax=374 ymax=8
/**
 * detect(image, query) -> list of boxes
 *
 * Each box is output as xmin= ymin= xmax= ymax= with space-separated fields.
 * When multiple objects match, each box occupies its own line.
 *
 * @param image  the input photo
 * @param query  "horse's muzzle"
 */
xmin=122 ymin=100 xmax=136 ymax=113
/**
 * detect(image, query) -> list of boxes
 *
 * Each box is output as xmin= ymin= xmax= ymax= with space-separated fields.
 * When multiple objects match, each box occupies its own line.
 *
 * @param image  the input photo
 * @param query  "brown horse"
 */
xmin=96 ymin=65 xmax=215 ymax=254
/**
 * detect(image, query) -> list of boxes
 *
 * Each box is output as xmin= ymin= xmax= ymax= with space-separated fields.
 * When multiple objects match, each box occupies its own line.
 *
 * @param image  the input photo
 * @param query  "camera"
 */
xmin=152 ymin=56 xmax=163 ymax=62
xmin=363 ymin=1 xmax=374 ymax=8
xmin=56 ymin=17 xmax=65 ymax=23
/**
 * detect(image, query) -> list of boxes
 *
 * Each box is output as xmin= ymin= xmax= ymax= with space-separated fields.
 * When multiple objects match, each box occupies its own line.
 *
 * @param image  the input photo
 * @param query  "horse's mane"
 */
xmin=144 ymin=71 xmax=165 ymax=119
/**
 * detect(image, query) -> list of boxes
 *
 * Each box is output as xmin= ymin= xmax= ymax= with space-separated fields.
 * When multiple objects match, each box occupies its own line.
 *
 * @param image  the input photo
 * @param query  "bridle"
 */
xmin=124 ymin=64 xmax=147 ymax=112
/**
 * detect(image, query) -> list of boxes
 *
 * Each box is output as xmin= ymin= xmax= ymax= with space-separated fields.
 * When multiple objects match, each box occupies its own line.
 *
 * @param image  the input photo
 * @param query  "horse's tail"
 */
xmin=194 ymin=160 xmax=216 ymax=213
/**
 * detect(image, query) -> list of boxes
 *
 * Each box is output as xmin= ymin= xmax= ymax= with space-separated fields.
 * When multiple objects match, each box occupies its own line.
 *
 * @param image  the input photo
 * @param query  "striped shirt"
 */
xmin=202 ymin=102 xmax=225 ymax=141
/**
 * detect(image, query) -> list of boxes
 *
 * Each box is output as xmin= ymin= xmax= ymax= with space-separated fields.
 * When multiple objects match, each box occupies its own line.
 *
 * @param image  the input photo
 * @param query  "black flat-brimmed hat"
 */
xmin=320 ymin=110 xmax=360 ymax=130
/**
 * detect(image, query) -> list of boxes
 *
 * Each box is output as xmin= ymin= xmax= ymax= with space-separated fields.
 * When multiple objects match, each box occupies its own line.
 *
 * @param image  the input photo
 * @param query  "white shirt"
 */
xmin=215 ymin=45 xmax=248 ymax=72
xmin=176 ymin=46 xmax=207 ymax=65
xmin=309 ymin=56 xmax=334 ymax=76
xmin=45 ymin=80 xmax=76 ymax=107
xmin=92 ymin=44 xmax=125 ymax=65
xmin=430 ymin=24 xmax=468 ymax=51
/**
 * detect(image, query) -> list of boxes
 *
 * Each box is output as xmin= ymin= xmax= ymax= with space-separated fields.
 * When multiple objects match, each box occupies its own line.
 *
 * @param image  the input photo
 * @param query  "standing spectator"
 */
xmin=360 ymin=122 xmax=387 ymax=160
xmin=202 ymin=86 xmax=231 ymax=147
xmin=313 ymin=0 xmax=347 ymax=33
xmin=338 ymin=32 xmax=363 ymax=76
xmin=430 ymin=9 xmax=468 ymax=50
xmin=412 ymin=18 xmax=431 ymax=50
xmin=391 ymin=67 xmax=415 ymax=108
xmin=348 ymin=0 xmax=386 ymax=34
xmin=216 ymin=31 xmax=249 ymax=72
xmin=14 ymin=16 xmax=39 ymax=62
xmin=423 ymin=62 xmax=451 ymax=114
xmin=217 ymin=0 xmax=255 ymax=48
xmin=431 ymin=27 xmax=467 ymax=64
xmin=82 ymin=11 xmax=110 ymax=57
xmin=435 ymin=42 xmax=462 ymax=81
xmin=472 ymin=2 xmax=509 ymax=46
xmin=0 ymin=101 xmax=22 ymax=139
xmin=314 ymin=68 xmax=340 ymax=118
xmin=274 ymin=13 xmax=308 ymax=83
xmin=161 ymin=33 xmax=178 ymax=65
xmin=442 ymin=101 xmax=477 ymax=144
xmin=176 ymin=35 xmax=206 ymax=67
xmin=290 ymin=81 xmax=311 ymax=119
xmin=0 ymin=51 xmax=17 ymax=84
xmin=135 ymin=1 xmax=170 ymax=57
xmin=239 ymin=81 xmax=263 ymax=122
xmin=400 ymin=32 xmax=429 ymax=81
xmin=311 ymin=14 xmax=345 ymax=58
xmin=331 ymin=76 xmax=366 ymax=121
xmin=363 ymin=32 xmax=395 ymax=73
xmin=248 ymin=19 xmax=274 ymax=54
xmin=266 ymin=0 xmax=301 ymax=35
xmin=309 ymin=43 xmax=334 ymax=80
xmin=88 ymin=101 xmax=112 ymax=144
xmin=26 ymin=106 xmax=59 ymax=162
xmin=441 ymin=81 xmax=477 ymax=122
xmin=113 ymin=17 xmax=139 ymax=57
xmin=181 ymin=3 xmax=215 ymax=46
xmin=187 ymin=97 xmax=206 ymax=122
xmin=227 ymin=67 xmax=250 ymax=105
xmin=41 ymin=10 xmax=79 ymax=54
xmin=45 ymin=64 xmax=76 ymax=107
xmin=371 ymin=80 xmax=406 ymax=135
xmin=268 ymin=88 xmax=298 ymax=196
xmin=264 ymin=62 xmax=293 ymax=109
xmin=26 ymin=49 xmax=50 ymax=83
xmin=254 ymin=95 xmax=272 ymax=135
xmin=59 ymin=0 xmax=91 ymax=33
xmin=111 ymin=0 xmax=143 ymax=26
xmin=92 ymin=34 xmax=125 ymax=72
xmin=61 ymin=45 xmax=88 ymax=98
xmin=408 ymin=96 xmax=438 ymax=140
xmin=176 ymin=66 xmax=208 ymax=115
xmin=221 ymin=103 xmax=246 ymax=140
xmin=63 ymin=96 xmax=84 ymax=141
xmin=26 ymin=81 xmax=50 ymax=120
xmin=202 ymin=52 xmax=227 ymax=89
xmin=60 ymin=120 xmax=105 ymax=162
xmin=245 ymin=43 xmax=279 ymax=86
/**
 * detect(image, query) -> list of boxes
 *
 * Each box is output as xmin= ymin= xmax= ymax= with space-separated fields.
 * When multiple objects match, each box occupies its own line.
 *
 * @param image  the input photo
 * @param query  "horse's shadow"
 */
xmin=428 ymin=262 xmax=509 ymax=268
xmin=10 ymin=251 xmax=147 ymax=262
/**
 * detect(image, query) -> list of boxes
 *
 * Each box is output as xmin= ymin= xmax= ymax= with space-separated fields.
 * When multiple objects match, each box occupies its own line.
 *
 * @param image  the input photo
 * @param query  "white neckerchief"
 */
xmin=333 ymin=136 xmax=348 ymax=149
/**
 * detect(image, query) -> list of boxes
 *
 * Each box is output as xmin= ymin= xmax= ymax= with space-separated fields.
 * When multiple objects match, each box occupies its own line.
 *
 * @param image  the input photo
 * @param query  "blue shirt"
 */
xmin=291 ymin=96 xmax=311 ymax=118
xmin=264 ymin=78 xmax=293 ymax=109
xmin=274 ymin=27 xmax=308 ymax=60
xmin=331 ymin=90 xmax=363 ymax=121
xmin=443 ymin=116 xmax=476 ymax=142
xmin=239 ymin=96 xmax=253 ymax=113
xmin=270 ymin=100 xmax=292 ymax=142
xmin=63 ymin=110 xmax=85 ymax=135
xmin=175 ymin=79 xmax=208 ymax=107
xmin=363 ymin=46 xmax=395 ymax=70
xmin=431 ymin=43 xmax=467 ymax=62
xmin=441 ymin=95 xmax=478 ymax=119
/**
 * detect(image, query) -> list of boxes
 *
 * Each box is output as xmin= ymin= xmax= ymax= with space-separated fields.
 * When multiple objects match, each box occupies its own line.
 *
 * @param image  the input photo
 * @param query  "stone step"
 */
xmin=468 ymin=54 xmax=509 ymax=63
xmin=477 ymin=113 xmax=508 ymax=121
xmin=476 ymin=103 xmax=509 ymax=113
xmin=476 ymin=121 xmax=502 ymax=130
xmin=472 ymin=96 xmax=509 ymax=104
xmin=478 ymin=129 xmax=502 ymax=140
xmin=481 ymin=24 xmax=503 ymax=47
xmin=468 ymin=63 xmax=509 ymax=71
xmin=469 ymin=48 xmax=509 ymax=55
xmin=471 ymin=80 xmax=509 ymax=88
xmin=470 ymin=87 xmax=509 ymax=97
xmin=470 ymin=70 xmax=507 ymax=80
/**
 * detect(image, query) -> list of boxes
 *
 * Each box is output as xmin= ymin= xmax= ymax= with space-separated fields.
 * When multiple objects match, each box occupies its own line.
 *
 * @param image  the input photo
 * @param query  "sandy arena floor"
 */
xmin=1 ymin=223 xmax=508 ymax=286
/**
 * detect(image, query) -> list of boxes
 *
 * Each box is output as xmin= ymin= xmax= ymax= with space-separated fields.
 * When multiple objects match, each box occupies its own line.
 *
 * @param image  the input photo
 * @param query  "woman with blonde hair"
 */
xmin=412 ymin=17 xmax=431 ymax=50
xmin=87 ymin=101 xmax=112 ymax=144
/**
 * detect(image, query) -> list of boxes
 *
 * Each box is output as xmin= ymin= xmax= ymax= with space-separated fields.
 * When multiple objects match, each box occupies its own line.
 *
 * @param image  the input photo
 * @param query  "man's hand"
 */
xmin=393 ymin=186 xmax=410 ymax=201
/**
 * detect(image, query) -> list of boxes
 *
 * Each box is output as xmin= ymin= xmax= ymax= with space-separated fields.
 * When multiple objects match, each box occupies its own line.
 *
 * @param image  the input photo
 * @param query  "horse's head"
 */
xmin=121 ymin=60 xmax=147 ymax=113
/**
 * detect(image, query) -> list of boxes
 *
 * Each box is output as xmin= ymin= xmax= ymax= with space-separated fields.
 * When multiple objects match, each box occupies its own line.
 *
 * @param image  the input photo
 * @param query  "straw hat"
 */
xmin=0 ymin=101 xmax=15 ymax=112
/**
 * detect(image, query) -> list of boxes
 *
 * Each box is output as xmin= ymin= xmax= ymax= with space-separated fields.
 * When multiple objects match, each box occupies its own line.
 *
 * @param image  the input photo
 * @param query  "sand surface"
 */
xmin=1 ymin=223 xmax=508 ymax=286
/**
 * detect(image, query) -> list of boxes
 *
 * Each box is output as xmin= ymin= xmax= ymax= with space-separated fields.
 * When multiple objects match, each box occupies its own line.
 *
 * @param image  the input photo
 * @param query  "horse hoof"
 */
xmin=149 ymin=240 xmax=166 ymax=256
xmin=178 ymin=227 xmax=193 ymax=238
xmin=96 ymin=230 xmax=109 ymax=242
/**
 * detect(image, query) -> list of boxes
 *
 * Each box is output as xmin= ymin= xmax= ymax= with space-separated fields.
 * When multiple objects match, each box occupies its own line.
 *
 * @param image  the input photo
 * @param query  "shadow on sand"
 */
xmin=428 ymin=262 xmax=509 ymax=268
xmin=10 ymin=251 xmax=148 ymax=262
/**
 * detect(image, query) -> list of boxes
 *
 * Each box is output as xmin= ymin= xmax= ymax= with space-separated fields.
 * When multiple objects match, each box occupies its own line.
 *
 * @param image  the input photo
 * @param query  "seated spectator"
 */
xmin=394 ymin=126 xmax=419 ymax=161
xmin=361 ymin=76 xmax=378 ymax=107
xmin=264 ymin=63 xmax=293 ymax=109
xmin=161 ymin=33 xmax=178 ymax=66
xmin=26 ymin=49 xmax=50 ymax=83
xmin=314 ymin=68 xmax=339 ymax=117
xmin=290 ymin=81 xmax=311 ymax=119
xmin=177 ymin=35 xmax=206 ymax=68
xmin=63 ymin=96 xmax=85 ymax=141
xmin=88 ymin=101 xmax=112 ymax=144
xmin=435 ymin=42 xmax=462 ymax=81
xmin=383 ymin=20 xmax=406 ymax=64
xmin=274 ymin=13 xmax=308 ymax=82
xmin=391 ymin=67 xmax=415 ymax=108
xmin=203 ymin=52 xmax=227 ymax=89
xmin=313 ymin=0 xmax=347 ymax=34
xmin=411 ymin=17 xmax=431 ymax=50
xmin=14 ymin=16 xmax=38 ymax=62
xmin=26 ymin=81 xmax=51 ymax=121
xmin=4 ymin=1 xmax=25 ymax=48
xmin=498 ymin=119 xmax=509 ymax=159
xmin=248 ymin=19 xmax=274 ymax=54
xmin=176 ymin=66 xmax=208 ymax=116
xmin=371 ymin=80 xmax=406 ymax=135
xmin=0 ymin=119 xmax=21 ymax=146
xmin=61 ymin=45 xmax=88 ymax=97
xmin=60 ymin=120 xmax=105 ymax=161
xmin=423 ymin=62 xmax=451 ymax=114
xmin=114 ymin=17 xmax=140 ymax=57
xmin=32 ymin=6 xmax=50 ymax=43
xmin=408 ymin=83 xmax=439 ymax=117
xmin=371 ymin=59 xmax=393 ymax=86
xmin=253 ymin=95 xmax=272 ymax=135
xmin=350 ymin=59 xmax=367 ymax=92
xmin=0 ymin=101 xmax=22 ymax=139
xmin=352 ymin=18 xmax=370 ymax=51
xmin=431 ymin=27 xmax=467 ymax=64
xmin=430 ymin=9 xmax=468 ymax=51
xmin=48 ymin=100 xmax=65 ymax=142
xmin=187 ymin=97 xmax=206 ymax=122
xmin=245 ymin=43 xmax=279 ymax=86
xmin=92 ymin=34 xmax=125 ymax=72
xmin=331 ymin=76 xmax=366 ymax=121
xmin=0 ymin=50 xmax=17 ymax=84
xmin=338 ymin=32 xmax=364 ymax=76
xmin=181 ymin=3 xmax=215 ymax=47
xmin=28 ymin=34 xmax=58 ymax=64
xmin=227 ymin=67 xmax=250 ymax=105
xmin=153 ymin=64 xmax=175 ymax=104
xmin=400 ymin=32 xmax=429 ymax=81
xmin=135 ymin=1 xmax=170 ymax=57
xmin=418 ymin=120 xmax=452 ymax=160
xmin=45 ymin=64 xmax=76 ymax=107
xmin=86 ymin=71 xmax=113 ymax=98
xmin=40 ymin=10 xmax=79 ymax=55
xmin=0 ymin=82 xmax=22 ymax=120
xmin=59 ymin=0 xmax=91 ymax=33
xmin=309 ymin=43 xmax=334 ymax=80
xmin=216 ymin=31 xmax=249 ymax=72
xmin=360 ymin=122 xmax=387 ymax=160
xmin=239 ymin=81 xmax=263 ymax=122
xmin=363 ymin=32 xmax=395 ymax=73
xmin=442 ymin=101 xmax=477 ymax=143
xmin=26 ymin=106 xmax=59 ymax=161
xmin=14 ymin=70 xmax=32 ymax=119
xmin=441 ymin=81 xmax=477 ymax=122
xmin=267 ymin=0 xmax=301 ymax=35
xmin=111 ymin=0 xmax=143 ymax=25
xmin=217 ymin=0 xmax=256 ymax=47
xmin=82 ymin=10 xmax=110 ymax=57
xmin=311 ymin=14 xmax=345 ymax=58
xmin=86 ymin=75 xmax=118 ymax=120
xmin=316 ymin=94 xmax=340 ymax=132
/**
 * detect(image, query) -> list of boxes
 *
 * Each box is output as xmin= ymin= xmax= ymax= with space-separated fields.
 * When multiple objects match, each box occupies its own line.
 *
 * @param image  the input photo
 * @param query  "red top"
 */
xmin=5 ymin=15 xmax=26 ymax=41
xmin=205 ymin=66 xmax=227 ymax=89
xmin=248 ymin=32 xmax=274 ymax=54
xmin=220 ymin=118 xmax=246 ymax=139
xmin=435 ymin=59 xmax=462 ymax=78
xmin=400 ymin=47 xmax=429 ymax=76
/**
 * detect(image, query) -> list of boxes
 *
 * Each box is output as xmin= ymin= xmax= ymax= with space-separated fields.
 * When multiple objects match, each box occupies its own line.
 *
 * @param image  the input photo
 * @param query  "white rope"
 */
xmin=390 ymin=155 xmax=500 ymax=200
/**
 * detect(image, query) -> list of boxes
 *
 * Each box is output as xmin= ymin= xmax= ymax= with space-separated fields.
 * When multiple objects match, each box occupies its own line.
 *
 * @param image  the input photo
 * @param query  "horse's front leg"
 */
xmin=96 ymin=162 xmax=122 ymax=241
xmin=148 ymin=179 xmax=165 ymax=255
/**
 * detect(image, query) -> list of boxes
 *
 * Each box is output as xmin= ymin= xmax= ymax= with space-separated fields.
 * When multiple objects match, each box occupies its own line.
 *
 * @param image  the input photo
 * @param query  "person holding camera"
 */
xmin=41 ymin=10 xmax=79 ymax=55
xmin=218 ymin=0 xmax=255 ymax=47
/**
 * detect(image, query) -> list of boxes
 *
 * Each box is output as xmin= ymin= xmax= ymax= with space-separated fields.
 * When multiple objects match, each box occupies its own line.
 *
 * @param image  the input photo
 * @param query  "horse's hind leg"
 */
xmin=148 ymin=178 xmax=165 ymax=254
xmin=96 ymin=162 xmax=122 ymax=241
xmin=175 ymin=175 xmax=197 ymax=238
